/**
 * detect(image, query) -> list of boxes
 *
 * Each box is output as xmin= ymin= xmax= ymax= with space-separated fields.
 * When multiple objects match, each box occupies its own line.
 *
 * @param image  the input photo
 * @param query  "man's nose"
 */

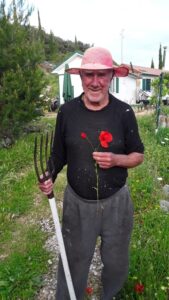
xmin=91 ymin=75 xmax=100 ymax=85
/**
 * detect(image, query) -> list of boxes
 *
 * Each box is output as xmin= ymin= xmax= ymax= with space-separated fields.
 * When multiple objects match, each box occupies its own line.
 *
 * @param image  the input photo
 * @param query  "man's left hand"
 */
xmin=92 ymin=151 xmax=116 ymax=169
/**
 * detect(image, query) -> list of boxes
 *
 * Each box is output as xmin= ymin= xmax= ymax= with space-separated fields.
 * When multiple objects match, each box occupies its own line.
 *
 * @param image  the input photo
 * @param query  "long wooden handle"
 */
xmin=48 ymin=197 xmax=77 ymax=300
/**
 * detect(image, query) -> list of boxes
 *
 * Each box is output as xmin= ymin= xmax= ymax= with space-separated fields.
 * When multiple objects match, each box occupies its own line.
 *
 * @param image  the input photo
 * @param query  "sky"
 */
xmin=27 ymin=0 xmax=169 ymax=69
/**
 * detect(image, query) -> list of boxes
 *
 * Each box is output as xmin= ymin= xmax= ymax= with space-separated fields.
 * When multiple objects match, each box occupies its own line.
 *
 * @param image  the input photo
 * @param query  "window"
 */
xmin=116 ymin=78 xmax=119 ymax=93
xmin=142 ymin=78 xmax=151 ymax=91
xmin=111 ymin=78 xmax=119 ymax=93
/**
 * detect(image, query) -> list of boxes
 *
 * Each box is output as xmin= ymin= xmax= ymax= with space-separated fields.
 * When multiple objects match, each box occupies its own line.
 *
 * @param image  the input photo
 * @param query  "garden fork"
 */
xmin=34 ymin=132 xmax=77 ymax=300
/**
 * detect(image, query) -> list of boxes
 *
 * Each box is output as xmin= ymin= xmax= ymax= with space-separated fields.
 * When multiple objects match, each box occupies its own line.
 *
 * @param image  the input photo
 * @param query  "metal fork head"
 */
xmin=34 ymin=131 xmax=54 ymax=184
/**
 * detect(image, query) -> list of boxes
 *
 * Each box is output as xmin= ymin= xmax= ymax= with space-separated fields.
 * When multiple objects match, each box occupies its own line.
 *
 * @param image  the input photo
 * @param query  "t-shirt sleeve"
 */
xmin=122 ymin=107 xmax=144 ymax=154
xmin=48 ymin=107 xmax=67 ymax=182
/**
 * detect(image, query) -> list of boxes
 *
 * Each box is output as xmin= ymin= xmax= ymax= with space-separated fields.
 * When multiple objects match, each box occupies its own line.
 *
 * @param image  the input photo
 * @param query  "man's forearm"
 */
xmin=115 ymin=152 xmax=144 ymax=168
xmin=93 ymin=151 xmax=144 ymax=169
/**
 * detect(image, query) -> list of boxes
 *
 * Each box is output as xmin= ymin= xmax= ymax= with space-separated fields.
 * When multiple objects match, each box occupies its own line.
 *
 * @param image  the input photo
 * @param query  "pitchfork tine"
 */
xmin=45 ymin=132 xmax=49 ymax=167
xmin=34 ymin=136 xmax=41 ymax=182
xmin=40 ymin=135 xmax=46 ymax=180
xmin=50 ymin=131 xmax=53 ymax=155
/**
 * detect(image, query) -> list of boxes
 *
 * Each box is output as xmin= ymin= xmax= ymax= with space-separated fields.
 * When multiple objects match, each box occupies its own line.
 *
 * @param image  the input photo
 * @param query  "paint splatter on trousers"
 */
xmin=56 ymin=184 xmax=134 ymax=300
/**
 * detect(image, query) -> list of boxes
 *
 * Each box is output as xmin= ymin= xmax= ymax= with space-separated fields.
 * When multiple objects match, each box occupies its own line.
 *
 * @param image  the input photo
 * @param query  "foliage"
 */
xmin=159 ymin=44 xmax=163 ymax=70
xmin=39 ymin=29 xmax=90 ymax=64
xmin=120 ymin=115 xmax=169 ymax=299
xmin=0 ymin=227 xmax=49 ymax=299
xmin=0 ymin=0 xmax=46 ymax=139
xmin=0 ymin=117 xmax=56 ymax=299
xmin=0 ymin=0 xmax=91 ymax=141
xmin=151 ymin=73 xmax=169 ymax=106
xmin=151 ymin=58 xmax=154 ymax=68
xmin=163 ymin=46 xmax=167 ymax=69
xmin=160 ymin=105 xmax=169 ymax=116
xmin=40 ymin=73 xmax=59 ymax=112
xmin=0 ymin=65 xmax=46 ymax=137
xmin=158 ymin=44 xmax=168 ymax=70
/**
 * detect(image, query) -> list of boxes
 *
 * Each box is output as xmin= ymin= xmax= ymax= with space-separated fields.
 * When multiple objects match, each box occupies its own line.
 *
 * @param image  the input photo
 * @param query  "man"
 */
xmin=39 ymin=47 xmax=144 ymax=300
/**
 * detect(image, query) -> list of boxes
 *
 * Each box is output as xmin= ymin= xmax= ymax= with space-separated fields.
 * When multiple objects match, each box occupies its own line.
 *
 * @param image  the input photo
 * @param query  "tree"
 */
xmin=151 ymin=72 xmax=169 ymax=106
xmin=0 ymin=0 xmax=45 ymax=139
xmin=159 ymin=44 xmax=163 ymax=69
xmin=151 ymin=58 xmax=154 ymax=68
xmin=38 ymin=9 xmax=41 ymax=31
xmin=163 ymin=46 xmax=167 ymax=69
xmin=74 ymin=35 xmax=78 ymax=50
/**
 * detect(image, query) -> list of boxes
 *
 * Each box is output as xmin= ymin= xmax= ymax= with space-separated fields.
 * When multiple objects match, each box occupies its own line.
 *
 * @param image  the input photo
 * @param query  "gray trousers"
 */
xmin=56 ymin=184 xmax=134 ymax=300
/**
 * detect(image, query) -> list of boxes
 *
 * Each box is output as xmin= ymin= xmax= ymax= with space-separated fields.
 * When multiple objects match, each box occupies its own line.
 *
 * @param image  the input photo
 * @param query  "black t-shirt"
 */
xmin=50 ymin=93 xmax=144 ymax=200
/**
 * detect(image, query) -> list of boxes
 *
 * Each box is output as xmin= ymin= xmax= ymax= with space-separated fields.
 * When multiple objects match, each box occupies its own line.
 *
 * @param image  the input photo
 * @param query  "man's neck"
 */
xmin=82 ymin=94 xmax=109 ymax=111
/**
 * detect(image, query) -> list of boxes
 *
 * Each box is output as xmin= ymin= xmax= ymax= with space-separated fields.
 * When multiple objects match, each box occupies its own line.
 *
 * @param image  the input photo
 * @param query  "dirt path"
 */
xmin=135 ymin=108 xmax=154 ymax=116
xmin=36 ymin=216 xmax=102 ymax=300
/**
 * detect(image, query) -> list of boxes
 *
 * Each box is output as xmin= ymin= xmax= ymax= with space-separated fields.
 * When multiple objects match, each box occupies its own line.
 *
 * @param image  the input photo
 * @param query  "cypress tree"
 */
xmin=38 ymin=9 xmax=41 ymax=31
xmin=74 ymin=35 xmax=78 ymax=50
xmin=151 ymin=58 xmax=154 ymax=68
xmin=163 ymin=46 xmax=167 ymax=68
xmin=159 ymin=44 xmax=163 ymax=69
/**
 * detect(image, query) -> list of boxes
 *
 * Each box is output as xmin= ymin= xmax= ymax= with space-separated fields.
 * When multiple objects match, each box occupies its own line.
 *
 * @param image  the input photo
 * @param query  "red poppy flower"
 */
xmin=99 ymin=131 xmax=113 ymax=148
xmin=85 ymin=286 xmax=94 ymax=295
xmin=134 ymin=283 xmax=144 ymax=293
xmin=81 ymin=132 xmax=87 ymax=139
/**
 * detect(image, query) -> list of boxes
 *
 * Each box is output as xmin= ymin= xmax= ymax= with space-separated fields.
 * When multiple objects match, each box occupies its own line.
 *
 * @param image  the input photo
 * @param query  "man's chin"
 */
xmin=88 ymin=93 xmax=102 ymax=103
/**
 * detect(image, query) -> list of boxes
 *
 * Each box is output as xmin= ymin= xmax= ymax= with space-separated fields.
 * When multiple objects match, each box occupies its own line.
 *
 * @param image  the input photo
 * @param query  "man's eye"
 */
xmin=85 ymin=73 xmax=93 ymax=77
xmin=82 ymin=72 xmax=107 ymax=78
xmin=98 ymin=73 xmax=106 ymax=77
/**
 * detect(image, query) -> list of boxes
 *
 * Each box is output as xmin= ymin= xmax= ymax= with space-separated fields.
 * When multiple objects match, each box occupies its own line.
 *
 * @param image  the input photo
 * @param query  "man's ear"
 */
xmin=111 ymin=71 xmax=115 ymax=80
xmin=79 ymin=71 xmax=83 ymax=79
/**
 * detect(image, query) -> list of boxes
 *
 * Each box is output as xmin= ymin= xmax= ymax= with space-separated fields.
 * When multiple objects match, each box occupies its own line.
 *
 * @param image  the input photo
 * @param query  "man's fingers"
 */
xmin=93 ymin=152 xmax=117 ymax=168
xmin=38 ymin=175 xmax=53 ymax=195
xmin=98 ymin=164 xmax=109 ymax=169
xmin=93 ymin=152 xmax=112 ymax=162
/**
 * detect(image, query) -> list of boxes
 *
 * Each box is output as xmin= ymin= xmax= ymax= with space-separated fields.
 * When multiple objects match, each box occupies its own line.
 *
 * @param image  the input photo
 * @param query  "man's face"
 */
xmin=80 ymin=70 xmax=113 ymax=104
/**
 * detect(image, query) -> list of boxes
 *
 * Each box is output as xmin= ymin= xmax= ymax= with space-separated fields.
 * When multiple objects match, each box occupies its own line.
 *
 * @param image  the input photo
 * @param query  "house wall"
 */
xmin=59 ymin=73 xmax=137 ymax=105
xmin=59 ymin=74 xmax=83 ymax=104
xmin=138 ymin=75 xmax=158 ymax=100
xmin=53 ymin=55 xmax=83 ymax=104
xmin=111 ymin=76 xmax=137 ymax=105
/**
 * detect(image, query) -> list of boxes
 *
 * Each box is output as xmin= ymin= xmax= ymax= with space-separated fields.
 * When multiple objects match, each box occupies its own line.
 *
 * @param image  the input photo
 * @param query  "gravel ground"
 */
xmin=35 ymin=217 xmax=102 ymax=300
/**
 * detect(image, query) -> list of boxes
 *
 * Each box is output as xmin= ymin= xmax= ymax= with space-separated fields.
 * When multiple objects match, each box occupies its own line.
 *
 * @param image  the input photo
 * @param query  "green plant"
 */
xmin=160 ymin=105 xmax=169 ymax=116
xmin=0 ymin=227 xmax=49 ymax=299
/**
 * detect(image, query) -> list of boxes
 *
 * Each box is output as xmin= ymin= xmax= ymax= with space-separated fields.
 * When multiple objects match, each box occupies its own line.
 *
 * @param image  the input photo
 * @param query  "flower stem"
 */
xmin=86 ymin=137 xmax=95 ymax=151
xmin=95 ymin=162 xmax=99 ymax=201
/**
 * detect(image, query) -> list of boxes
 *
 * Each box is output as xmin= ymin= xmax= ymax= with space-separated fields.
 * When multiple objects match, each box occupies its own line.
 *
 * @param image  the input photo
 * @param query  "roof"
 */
xmin=132 ymin=65 xmax=162 ymax=76
xmin=52 ymin=51 xmax=169 ymax=77
xmin=52 ymin=52 xmax=83 ymax=74
xmin=124 ymin=64 xmax=163 ymax=77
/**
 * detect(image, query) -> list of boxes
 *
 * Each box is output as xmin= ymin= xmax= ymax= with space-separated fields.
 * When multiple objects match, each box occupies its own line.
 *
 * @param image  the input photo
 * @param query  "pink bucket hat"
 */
xmin=66 ymin=47 xmax=129 ymax=77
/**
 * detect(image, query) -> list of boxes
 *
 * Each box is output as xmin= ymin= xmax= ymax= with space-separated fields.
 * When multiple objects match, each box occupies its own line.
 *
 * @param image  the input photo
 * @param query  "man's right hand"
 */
xmin=39 ymin=173 xmax=54 ymax=196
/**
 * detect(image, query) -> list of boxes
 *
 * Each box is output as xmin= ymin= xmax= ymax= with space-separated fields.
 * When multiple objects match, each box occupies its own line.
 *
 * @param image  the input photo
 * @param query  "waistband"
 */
xmin=66 ymin=183 xmax=127 ymax=204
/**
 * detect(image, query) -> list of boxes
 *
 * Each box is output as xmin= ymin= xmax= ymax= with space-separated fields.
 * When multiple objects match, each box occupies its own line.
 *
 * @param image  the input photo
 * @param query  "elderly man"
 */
xmin=39 ymin=47 xmax=144 ymax=300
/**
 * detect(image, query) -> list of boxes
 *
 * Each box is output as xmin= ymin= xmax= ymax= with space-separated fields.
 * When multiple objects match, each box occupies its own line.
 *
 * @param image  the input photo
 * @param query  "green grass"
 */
xmin=0 ymin=116 xmax=57 ymax=299
xmin=0 ymin=113 xmax=169 ymax=299
xmin=0 ymin=226 xmax=49 ymax=299
xmin=120 ymin=114 xmax=169 ymax=299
